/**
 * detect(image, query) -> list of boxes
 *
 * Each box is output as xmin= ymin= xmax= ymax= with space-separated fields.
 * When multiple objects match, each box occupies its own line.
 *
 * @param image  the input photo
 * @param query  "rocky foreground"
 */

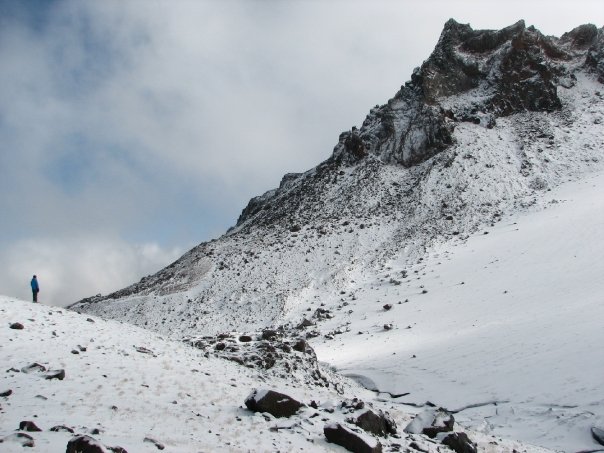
xmin=0 ymin=296 xmax=554 ymax=452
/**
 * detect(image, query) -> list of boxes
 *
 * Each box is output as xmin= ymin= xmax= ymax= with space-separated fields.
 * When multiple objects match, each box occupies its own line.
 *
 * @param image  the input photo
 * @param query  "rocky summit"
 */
xmin=70 ymin=20 xmax=604 ymax=341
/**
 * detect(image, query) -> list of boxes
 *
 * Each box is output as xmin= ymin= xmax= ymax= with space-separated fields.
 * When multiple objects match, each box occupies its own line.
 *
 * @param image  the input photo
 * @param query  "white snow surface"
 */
xmin=0 ymin=297 xmax=551 ymax=452
xmin=314 ymin=170 xmax=604 ymax=452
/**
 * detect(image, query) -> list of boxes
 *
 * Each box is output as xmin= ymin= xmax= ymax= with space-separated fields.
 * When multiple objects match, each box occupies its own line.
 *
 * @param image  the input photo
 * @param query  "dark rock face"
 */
xmin=66 ymin=435 xmax=107 ymax=453
xmin=586 ymin=28 xmax=604 ymax=82
xmin=442 ymin=432 xmax=478 ymax=453
xmin=354 ymin=409 xmax=397 ymax=437
xmin=244 ymin=389 xmax=302 ymax=418
xmin=324 ymin=423 xmax=382 ymax=453
xmin=420 ymin=19 xmax=568 ymax=116
xmin=18 ymin=420 xmax=42 ymax=432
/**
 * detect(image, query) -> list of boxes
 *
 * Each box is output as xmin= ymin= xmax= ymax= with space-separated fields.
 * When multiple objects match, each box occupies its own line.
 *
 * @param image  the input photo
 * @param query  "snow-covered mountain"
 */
xmin=66 ymin=20 xmax=604 ymax=451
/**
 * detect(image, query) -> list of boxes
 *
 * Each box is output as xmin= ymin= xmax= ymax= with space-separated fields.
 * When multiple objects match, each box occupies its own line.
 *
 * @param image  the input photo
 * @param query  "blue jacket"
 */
xmin=31 ymin=278 xmax=39 ymax=292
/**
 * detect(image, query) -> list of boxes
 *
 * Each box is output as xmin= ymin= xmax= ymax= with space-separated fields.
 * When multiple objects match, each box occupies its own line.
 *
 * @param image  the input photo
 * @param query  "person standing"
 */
xmin=31 ymin=275 xmax=39 ymax=303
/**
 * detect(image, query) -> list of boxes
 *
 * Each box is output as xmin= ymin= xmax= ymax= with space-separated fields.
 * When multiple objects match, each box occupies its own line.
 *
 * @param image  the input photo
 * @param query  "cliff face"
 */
xmin=71 ymin=20 xmax=604 ymax=338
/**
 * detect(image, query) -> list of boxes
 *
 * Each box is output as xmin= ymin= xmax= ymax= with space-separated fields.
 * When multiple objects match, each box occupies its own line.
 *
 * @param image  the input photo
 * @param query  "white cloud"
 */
xmin=0 ymin=237 xmax=183 ymax=307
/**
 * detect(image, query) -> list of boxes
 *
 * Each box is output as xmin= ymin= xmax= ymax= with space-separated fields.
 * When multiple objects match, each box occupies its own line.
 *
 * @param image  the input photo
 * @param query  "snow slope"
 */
xmin=64 ymin=21 xmax=604 ymax=452
xmin=312 ymin=170 xmax=604 ymax=452
xmin=0 ymin=297 xmax=551 ymax=452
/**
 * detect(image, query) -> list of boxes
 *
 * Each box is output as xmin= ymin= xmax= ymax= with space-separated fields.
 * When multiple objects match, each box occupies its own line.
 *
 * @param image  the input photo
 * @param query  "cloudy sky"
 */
xmin=1 ymin=0 xmax=603 ymax=306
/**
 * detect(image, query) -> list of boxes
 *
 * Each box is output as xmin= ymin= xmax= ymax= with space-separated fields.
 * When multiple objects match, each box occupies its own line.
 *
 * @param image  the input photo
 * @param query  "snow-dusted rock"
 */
xmin=18 ymin=420 xmax=42 ymax=431
xmin=244 ymin=389 xmax=302 ymax=418
xmin=442 ymin=432 xmax=477 ymax=453
xmin=324 ymin=422 xmax=382 ymax=453
xmin=354 ymin=409 xmax=397 ymax=437
xmin=592 ymin=426 xmax=604 ymax=446
xmin=404 ymin=408 xmax=454 ymax=438
xmin=66 ymin=435 xmax=108 ymax=453
xmin=0 ymin=432 xmax=35 ymax=447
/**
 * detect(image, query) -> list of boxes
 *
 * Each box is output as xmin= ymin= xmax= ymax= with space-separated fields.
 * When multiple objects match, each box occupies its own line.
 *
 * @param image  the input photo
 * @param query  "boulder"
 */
xmin=19 ymin=420 xmax=42 ymax=432
xmin=9 ymin=322 xmax=24 ymax=330
xmin=0 ymin=389 xmax=12 ymax=397
xmin=66 ymin=435 xmax=107 ymax=453
xmin=355 ymin=409 xmax=397 ymax=437
xmin=324 ymin=423 xmax=382 ymax=453
xmin=292 ymin=338 xmax=312 ymax=354
xmin=0 ymin=433 xmax=35 ymax=447
xmin=404 ymin=408 xmax=454 ymax=438
xmin=238 ymin=335 xmax=253 ymax=342
xmin=442 ymin=432 xmax=477 ymax=453
xmin=45 ymin=369 xmax=66 ymax=380
xmin=143 ymin=436 xmax=165 ymax=450
xmin=50 ymin=425 xmax=75 ymax=433
xmin=244 ymin=389 xmax=302 ymax=418
xmin=592 ymin=426 xmax=604 ymax=446
xmin=261 ymin=329 xmax=278 ymax=340
xmin=21 ymin=363 xmax=46 ymax=373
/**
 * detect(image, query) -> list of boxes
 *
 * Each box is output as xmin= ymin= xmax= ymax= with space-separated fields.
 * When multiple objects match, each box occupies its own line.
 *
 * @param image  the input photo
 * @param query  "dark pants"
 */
xmin=33 ymin=290 xmax=38 ymax=303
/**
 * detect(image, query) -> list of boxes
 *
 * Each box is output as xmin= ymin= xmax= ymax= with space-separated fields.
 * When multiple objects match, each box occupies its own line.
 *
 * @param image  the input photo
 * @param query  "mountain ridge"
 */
xmin=70 ymin=20 xmax=604 ymax=340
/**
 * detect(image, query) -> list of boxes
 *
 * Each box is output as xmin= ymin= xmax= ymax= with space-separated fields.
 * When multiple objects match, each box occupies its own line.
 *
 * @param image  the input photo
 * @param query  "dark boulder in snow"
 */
xmin=404 ymin=408 xmax=454 ymax=438
xmin=244 ymin=389 xmax=302 ymax=418
xmin=592 ymin=426 xmax=604 ymax=446
xmin=0 ymin=389 xmax=12 ymax=397
xmin=292 ymin=338 xmax=312 ymax=354
xmin=0 ymin=432 xmax=35 ymax=447
xmin=324 ymin=422 xmax=382 ymax=453
xmin=261 ymin=329 xmax=278 ymax=340
xmin=143 ymin=436 xmax=165 ymax=450
xmin=442 ymin=432 xmax=477 ymax=453
xmin=354 ymin=409 xmax=397 ymax=437
xmin=45 ymin=369 xmax=66 ymax=380
xmin=238 ymin=335 xmax=253 ymax=342
xmin=50 ymin=425 xmax=75 ymax=433
xmin=21 ymin=363 xmax=46 ymax=373
xmin=18 ymin=420 xmax=42 ymax=432
xmin=66 ymin=435 xmax=107 ymax=453
xmin=9 ymin=322 xmax=24 ymax=330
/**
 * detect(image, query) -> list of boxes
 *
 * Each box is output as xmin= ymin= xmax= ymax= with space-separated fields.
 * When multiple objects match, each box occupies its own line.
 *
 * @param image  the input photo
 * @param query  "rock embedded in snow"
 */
xmin=292 ymin=338 xmax=312 ymax=354
xmin=592 ymin=426 xmax=604 ymax=446
xmin=354 ymin=409 xmax=397 ymax=437
xmin=21 ymin=362 xmax=46 ymax=373
xmin=50 ymin=424 xmax=75 ymax=433
xmin=44 ymin=368 xmax=66 ymax=380
xmin=0 ymin=432 xmax=35 ymax=447
xmin=18 ymin=420 xmax=42 ymax=431
xmin=143 ymin=436 xmax=165 ymax=450
xmin=66 ymin=435 xmax=108 ymax=453
xmin=9 ymin=322 xmax=24 ymax=330
xmin=244 ymin=389 xmax=303 ymax=418
xmin=0 ymin=389 xmax=12 ymax=397
xmin=442 ymin=432 xmax=477 ymax=453
xmin=324 ymin=422 xmax=382 ymax=453
xmin=404 ymin=408 xmax=455 ymax=438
